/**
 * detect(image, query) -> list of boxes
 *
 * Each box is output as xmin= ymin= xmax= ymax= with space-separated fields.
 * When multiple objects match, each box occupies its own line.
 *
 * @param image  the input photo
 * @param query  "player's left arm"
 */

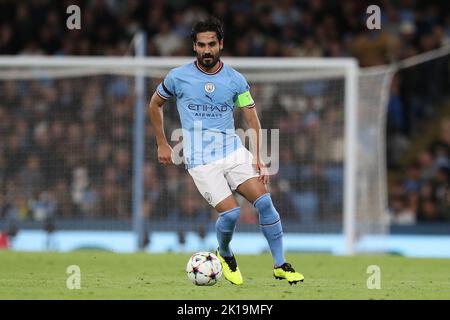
xmin=241 ymin=106 xmax=270 ymax=185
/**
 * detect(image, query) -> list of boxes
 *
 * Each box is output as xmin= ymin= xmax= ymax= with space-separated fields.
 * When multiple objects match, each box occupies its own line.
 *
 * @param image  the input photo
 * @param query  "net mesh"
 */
xmin=355 ymin=68 xmax=393 ymax=248
xmin=0 ymin=72 xmax=136 ymax=231
xmin=0 ymin=61 xmax=391 ymax=252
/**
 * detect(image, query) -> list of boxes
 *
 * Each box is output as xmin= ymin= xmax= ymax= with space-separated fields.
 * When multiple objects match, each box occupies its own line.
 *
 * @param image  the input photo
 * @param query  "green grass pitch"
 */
xmin=0 ymin=250 xmax=449 ymax=299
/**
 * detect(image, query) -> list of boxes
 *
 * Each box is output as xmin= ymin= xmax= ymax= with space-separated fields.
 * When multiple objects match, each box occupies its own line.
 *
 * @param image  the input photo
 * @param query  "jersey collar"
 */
xmin=194 ymin=59 xmax=223 ymax=75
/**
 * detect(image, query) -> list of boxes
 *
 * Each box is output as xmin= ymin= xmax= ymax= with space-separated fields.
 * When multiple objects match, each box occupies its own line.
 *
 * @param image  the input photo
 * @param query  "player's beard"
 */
xmin=197 ymin=53 xmax=220 ymax=69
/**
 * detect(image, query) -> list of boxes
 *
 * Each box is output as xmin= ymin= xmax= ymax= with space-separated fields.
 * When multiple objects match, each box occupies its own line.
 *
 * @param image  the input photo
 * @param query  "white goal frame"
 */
xmin=0 ymin=56 xmax=359 ymax=255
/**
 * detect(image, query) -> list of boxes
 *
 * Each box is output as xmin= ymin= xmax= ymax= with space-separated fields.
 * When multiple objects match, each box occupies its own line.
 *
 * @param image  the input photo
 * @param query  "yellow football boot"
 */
xmin=216 ymin=248 xmax=243 ymax=285
xmin=273 ymin=263 xmax=305 ymax=285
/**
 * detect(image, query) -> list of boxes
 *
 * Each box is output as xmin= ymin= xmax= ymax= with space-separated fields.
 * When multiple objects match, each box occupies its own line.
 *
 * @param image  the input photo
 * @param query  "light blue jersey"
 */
xmin=156 ymin=60 xmax=255 ymax=169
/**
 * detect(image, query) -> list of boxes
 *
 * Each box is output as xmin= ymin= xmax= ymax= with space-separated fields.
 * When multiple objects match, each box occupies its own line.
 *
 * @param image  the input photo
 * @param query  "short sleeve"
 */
xmin=233 ymin=72 xmax=255 ymax=108
xmin=156 ymin=71 xmax=176 ymax=100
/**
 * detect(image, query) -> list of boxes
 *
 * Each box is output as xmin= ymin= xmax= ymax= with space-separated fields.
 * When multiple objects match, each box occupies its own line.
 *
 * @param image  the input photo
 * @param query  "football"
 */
xmin=186 ymin=251 xmax=223 ymax=286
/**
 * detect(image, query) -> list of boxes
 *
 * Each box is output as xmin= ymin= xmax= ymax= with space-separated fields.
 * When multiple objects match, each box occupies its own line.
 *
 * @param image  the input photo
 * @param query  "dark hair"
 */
xmin=191 ymin=17 xmax=224 ymax=43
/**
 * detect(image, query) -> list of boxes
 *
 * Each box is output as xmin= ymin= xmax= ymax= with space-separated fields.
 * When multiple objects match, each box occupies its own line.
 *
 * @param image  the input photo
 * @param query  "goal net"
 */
xmin=0 ymin=57 xmax=392 ymax=254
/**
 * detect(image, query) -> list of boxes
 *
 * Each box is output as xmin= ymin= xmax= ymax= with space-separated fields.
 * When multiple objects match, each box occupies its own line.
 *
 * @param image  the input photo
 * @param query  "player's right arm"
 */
xmin=148 ymin=92 xmax=173 ymax=165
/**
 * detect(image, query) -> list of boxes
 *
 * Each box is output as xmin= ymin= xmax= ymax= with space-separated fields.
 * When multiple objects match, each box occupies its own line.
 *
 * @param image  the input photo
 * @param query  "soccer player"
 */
xmin=149 ymin=17 xmax=304 ymax=285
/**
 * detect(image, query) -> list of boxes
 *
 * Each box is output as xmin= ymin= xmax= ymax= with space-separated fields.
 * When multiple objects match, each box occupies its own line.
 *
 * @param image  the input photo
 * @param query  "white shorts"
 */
xmin=188 ymin=147 xmax=260 ymax=208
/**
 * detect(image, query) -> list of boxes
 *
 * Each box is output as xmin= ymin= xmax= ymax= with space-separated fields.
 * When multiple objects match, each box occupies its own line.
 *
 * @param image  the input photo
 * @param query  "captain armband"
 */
xmin=235 ymin=91 xmax=255 ymax=108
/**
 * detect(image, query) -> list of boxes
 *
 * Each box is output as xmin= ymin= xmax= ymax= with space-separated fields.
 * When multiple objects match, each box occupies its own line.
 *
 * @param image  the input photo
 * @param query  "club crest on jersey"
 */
xmin=204 ymin=192 xmax=213 ymax=204
xmin=204 ymin=83 xmax=215 ymax=93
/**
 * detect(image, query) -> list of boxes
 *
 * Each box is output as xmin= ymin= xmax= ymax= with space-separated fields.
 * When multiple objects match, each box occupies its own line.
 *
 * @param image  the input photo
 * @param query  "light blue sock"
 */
xmin=253 ymin=193 xmax=286 ymax=267
xmin=215 ymin=207 xmax=240 ymax=257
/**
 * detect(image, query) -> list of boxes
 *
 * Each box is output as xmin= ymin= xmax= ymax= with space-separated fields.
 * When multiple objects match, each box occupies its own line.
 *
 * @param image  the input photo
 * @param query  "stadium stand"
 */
xmin=0 ymin=0 xmax=449 ymax=227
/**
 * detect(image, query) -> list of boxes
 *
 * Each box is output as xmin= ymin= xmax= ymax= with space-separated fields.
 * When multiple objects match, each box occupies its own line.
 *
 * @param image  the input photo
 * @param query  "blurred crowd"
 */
xmin=1 ymin=0 xmax=450 ymax=62
xmin=0 ymin=77 xmax=135 ymax=224
xmin=0 ymin=75 xmax=344 ymax=229
xmin=390 ymin=118 xmax=450 ymax=224
xmin=1 ymin=0 xmax=450 ymax=227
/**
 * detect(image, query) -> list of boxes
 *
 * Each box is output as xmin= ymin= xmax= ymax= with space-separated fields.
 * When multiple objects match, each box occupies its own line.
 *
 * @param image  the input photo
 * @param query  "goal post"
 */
xmin=343 ymin=59 xmax=359 ymax=256
xmin=0 ymin=56 xmax=390 ymax=255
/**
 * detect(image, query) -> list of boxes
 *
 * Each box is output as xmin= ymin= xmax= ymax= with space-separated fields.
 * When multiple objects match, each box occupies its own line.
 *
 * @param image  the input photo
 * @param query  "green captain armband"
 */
xmin=235 ymin=90 xmax=255 ymax=108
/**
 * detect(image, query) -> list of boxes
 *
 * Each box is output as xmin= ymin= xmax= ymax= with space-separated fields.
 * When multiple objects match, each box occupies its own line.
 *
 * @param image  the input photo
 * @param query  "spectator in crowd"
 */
xmin=391 ymin=117 xmax=450 ymax=224
xmin=389 ymin=195 xmax=416 ymax=225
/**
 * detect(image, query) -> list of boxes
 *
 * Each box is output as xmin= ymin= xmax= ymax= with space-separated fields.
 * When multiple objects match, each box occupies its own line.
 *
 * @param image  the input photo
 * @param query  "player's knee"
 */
xmin=216 ymin=207 xmax=240 ymax=233
xmin=253 ymin=193 xmax=280 ymax=225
